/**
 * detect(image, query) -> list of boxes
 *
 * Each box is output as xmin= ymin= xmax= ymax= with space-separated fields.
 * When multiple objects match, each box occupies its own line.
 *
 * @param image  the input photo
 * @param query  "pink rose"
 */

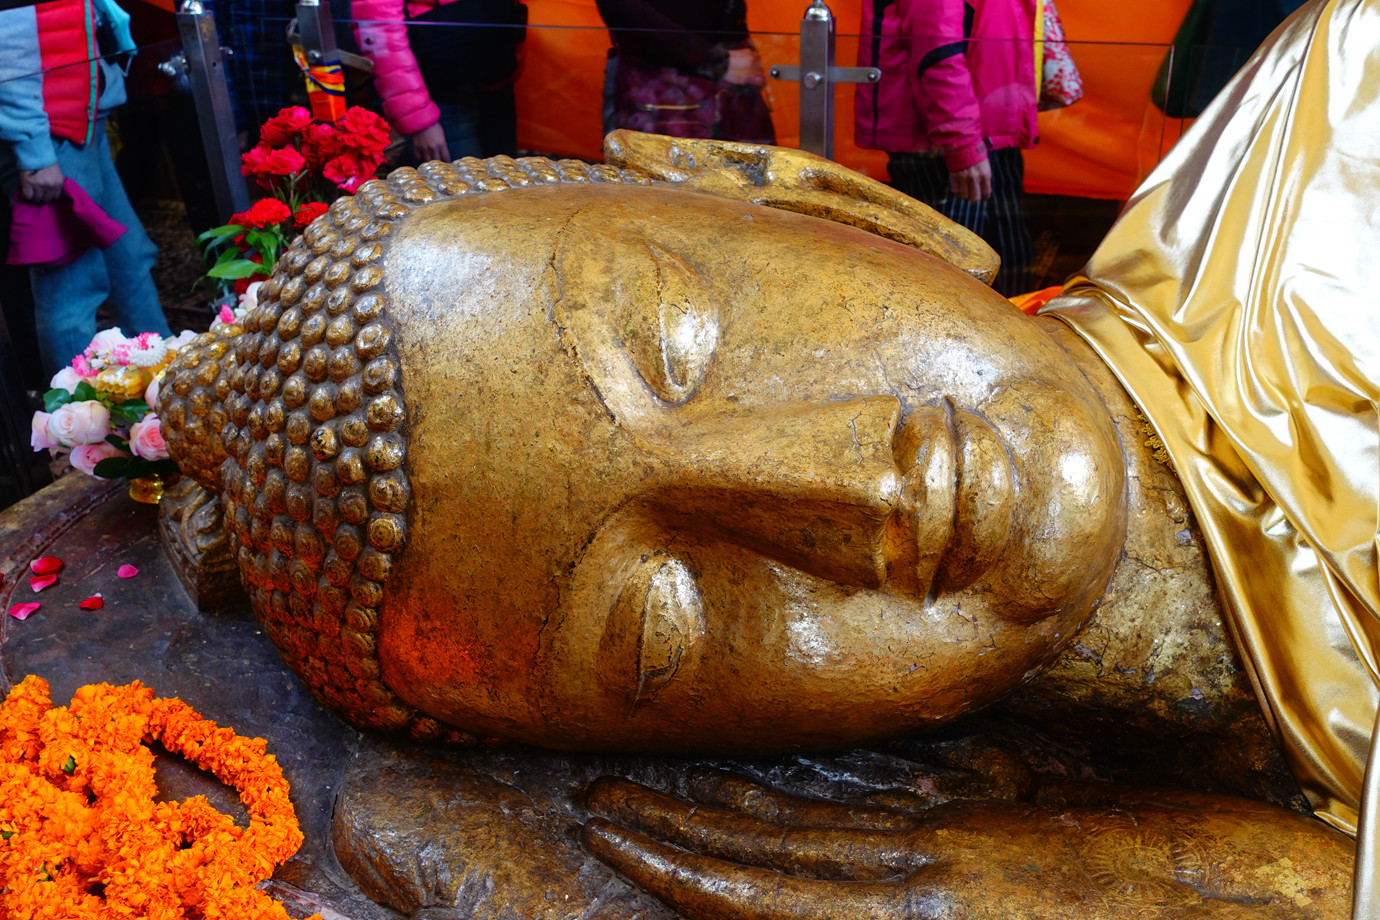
xmin=31 ymin=412 xmax=60 ymax=451
xmin=129 ymin=414 xmax=170 ymax=461
xmin=70 ymin=442 xmax=125 ymax=476
xmin=49 ymin=367 xmax=83 ymax=393
xmin=47 ymin=401 xmax=111 ymax=447
xmin=145 ymin=376 xmax=162 ymax=411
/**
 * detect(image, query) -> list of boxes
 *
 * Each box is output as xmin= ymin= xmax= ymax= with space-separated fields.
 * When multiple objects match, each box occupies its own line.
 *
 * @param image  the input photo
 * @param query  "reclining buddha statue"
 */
xmin=155 ymin=0 xmax=1380 ymax=915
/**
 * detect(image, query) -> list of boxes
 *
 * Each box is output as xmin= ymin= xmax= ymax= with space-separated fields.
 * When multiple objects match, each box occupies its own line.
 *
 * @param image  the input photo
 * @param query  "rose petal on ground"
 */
xmin=28 ymin=574 xmax=57 ymax=593
xmin=116 ymin=565 xmax=139 ymax=579
xmin=30 ymin=556 xmax=63 ymax=575
xmin=78 ymin=594 xmax=104 ymax=610
xmin=8 ymin=602 xmax=40 ymax=620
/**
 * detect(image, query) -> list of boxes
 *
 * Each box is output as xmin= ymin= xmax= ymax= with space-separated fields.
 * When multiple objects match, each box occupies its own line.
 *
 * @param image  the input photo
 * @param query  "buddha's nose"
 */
xmin=645 ymin=395 xmax=951 ymax=591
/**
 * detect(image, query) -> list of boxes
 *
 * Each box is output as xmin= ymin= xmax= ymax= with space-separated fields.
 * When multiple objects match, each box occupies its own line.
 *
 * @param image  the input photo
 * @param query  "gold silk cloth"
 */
xmin=1043 ymin=0 xmax=1380 ymax=910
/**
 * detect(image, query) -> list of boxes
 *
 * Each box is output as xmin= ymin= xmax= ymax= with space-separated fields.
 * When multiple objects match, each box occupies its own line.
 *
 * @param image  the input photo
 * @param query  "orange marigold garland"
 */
xmin=0 ymin=675 xmax=320 ymax=920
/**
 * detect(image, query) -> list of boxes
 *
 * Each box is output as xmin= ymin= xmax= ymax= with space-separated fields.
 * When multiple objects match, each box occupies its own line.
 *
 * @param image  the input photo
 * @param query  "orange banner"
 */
xmin=515 ymin=0 xmax=1196 ymax=200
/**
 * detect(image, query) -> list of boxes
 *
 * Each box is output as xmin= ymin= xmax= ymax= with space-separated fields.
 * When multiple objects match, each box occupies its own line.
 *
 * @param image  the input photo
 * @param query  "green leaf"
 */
xmin=195 ymin=222 xmax=246 ymax=244
xmin=206 ymin=260 xmax=265 ymax=280
xmin=105 ymin=433 xmax=128 ymax=450
xmin=92 ymin=456 xmax=130 ymax=479
xmin=71 ymin=381 xmax=98 ymax=402
xmin=150 ymin=459 xmax=179 ymax=477
xmin=62 ymin=755 xmax=75 ymax=775
xmin=109 ymin=399 xmax=152 ymax=427
xmin=123 ymin=456 xmax=154 ymax=480
xmin=42 ymin=388 xmax=72 ymax=412
xmin=0 ymin=828 xmax=12 ymax=840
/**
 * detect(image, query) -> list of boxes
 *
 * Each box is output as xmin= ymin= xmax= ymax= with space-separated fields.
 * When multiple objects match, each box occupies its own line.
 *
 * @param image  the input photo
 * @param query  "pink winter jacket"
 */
xmin=854 ymin=0 xmax=1038 ymax=171
xmin=352 ymin=0 xmax=453 ymax=137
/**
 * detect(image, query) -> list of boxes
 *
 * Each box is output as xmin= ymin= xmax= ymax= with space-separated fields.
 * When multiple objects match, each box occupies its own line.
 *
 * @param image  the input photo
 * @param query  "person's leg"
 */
xmin=88 ymin=123 xmax=170 ymax=337
xmin=29 ymin=138 xmax=109 ymax=374
xmin=31 ymin=247 xmax=108 ymax=374
xmin=887 ymin=151 xmax=988 ymax=237
xmin=475 ymin=84 xmax=517 ymax=158
xmin=427 ymin=97 xmax=485 ymax=161
xmin=984 ymin=148 xmax=1035 ymax=297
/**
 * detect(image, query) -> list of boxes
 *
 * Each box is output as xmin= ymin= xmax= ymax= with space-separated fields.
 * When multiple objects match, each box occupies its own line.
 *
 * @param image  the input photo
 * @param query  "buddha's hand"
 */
xmin=581 ymin=773 xmax=1353 ymax=920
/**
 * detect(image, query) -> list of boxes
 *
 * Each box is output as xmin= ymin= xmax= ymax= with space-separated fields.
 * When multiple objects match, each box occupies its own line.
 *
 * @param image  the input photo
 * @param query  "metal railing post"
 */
xmin=769 ymin=0 xmax=880 ymax=159
xmin=174 ymin=0 xmax=249 ymax=218
xmin=295 ymin=0 xmax=339 ymax=70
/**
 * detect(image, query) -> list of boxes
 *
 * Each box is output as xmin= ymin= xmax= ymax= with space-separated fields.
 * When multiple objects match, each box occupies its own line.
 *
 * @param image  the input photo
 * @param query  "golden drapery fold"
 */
xmin=1043 ymin=0 xmax=1380 ymax=912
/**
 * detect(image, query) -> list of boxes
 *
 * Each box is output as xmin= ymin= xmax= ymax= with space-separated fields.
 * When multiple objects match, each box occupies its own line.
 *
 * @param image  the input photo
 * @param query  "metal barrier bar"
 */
xmin=770 ymin=0 xmax=879 ymax=159
xmin=173 ymin=1 xmax=249 ymax=218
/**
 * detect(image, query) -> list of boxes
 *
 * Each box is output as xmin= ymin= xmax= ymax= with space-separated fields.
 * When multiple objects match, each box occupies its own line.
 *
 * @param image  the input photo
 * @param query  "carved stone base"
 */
xmin=157 ymin=477 xmax=245 ymax=612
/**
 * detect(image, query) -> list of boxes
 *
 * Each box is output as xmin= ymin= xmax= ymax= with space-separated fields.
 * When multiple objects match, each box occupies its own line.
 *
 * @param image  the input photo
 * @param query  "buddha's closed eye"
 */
xmin=555 ymin=239 xmax=721 ymax=415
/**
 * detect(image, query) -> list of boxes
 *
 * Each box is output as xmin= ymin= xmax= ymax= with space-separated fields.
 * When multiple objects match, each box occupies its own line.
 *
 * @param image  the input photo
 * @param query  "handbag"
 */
xmin=611 ymin=51 xmax=775 ymax=145
xmin=1037 ymin=0 xmax=1083 ymax=111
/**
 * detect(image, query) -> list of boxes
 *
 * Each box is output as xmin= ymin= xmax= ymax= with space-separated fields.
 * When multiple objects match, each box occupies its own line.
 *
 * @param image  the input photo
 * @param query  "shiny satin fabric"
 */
xmin=1042 ymin=0 xmax=1380 ymax=912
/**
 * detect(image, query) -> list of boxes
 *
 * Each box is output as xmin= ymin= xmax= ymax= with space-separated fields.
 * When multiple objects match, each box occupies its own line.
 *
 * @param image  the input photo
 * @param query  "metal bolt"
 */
xmin=803 ymin=71 xmax=823 ymax=88
xmin=158 ymin=53 xmax=188 ymax=76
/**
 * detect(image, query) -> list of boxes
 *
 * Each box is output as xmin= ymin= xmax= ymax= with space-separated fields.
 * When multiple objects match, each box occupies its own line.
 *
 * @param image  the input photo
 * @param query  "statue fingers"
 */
xmin=687 ymin=769 xmax=923 ymax=831
xmin=583 ymin=818 xmax=951 ymax=920
xmin=585 ymin=776 xmax=921 ymax=880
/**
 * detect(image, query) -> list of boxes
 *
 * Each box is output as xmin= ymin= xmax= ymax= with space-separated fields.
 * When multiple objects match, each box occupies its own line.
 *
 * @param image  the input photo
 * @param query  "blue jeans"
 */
xmin=27 ymin=124 xmax=170 ymax=375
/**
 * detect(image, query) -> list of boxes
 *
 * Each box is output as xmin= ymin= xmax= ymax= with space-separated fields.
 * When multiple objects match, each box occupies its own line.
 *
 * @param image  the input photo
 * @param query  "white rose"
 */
xmin=47 ymin=400 xmax=111 ymax=447
xmin=238 ymin=281 xmax=263 ymax=313
xmin=87 ymin=328 xmax=129 ymax=353
xmin=49 ymin=367 xmax=83 ymax=393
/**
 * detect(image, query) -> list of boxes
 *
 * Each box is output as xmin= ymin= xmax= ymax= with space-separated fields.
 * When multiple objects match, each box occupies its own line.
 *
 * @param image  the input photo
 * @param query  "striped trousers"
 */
xmin=887 ymin=148 xmax=1035 ymax=298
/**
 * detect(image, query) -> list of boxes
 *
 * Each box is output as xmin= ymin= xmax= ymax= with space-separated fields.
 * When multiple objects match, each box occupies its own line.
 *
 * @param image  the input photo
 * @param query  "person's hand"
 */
xmin=410 ymin=122 xmax=450 ymax=164
xmin=949 ymin=158 xmax=992 ymax=202
xmin=19 ymin=164 xmax=64 ymax=205
xmin=581 ymin=773 xmax=1353 ymax=920
xmin=723 ymin=47 xmax=766 ymax=86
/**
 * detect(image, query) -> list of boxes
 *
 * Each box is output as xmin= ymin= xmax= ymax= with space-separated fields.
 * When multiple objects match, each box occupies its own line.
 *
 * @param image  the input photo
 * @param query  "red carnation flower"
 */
xmin=243 ymin=198 xmax=293 ymax=228
xmin=323 ymin=151 xmax=385 ymax=194
xmin=301 ymin=122 xmax=342 ymax=169
xmin=258 ymin=106 xmax=313 ymax=147
xmin=241 ymin=143 xmax=307 ymax=189
xmin=333 ymin=107 xmax=391 ymax=157
xmin=293 ymin=202 xmax=329 ymax=228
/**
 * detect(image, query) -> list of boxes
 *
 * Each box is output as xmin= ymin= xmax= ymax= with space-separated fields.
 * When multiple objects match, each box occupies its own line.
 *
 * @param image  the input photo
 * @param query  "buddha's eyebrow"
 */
xmin=551 ymin=237 xmax=721 ymax=418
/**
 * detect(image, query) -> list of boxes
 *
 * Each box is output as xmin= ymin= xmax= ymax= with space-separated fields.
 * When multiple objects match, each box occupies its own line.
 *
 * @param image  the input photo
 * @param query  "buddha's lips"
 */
xmin=892 ymin=404 xmax=1013 ymax=598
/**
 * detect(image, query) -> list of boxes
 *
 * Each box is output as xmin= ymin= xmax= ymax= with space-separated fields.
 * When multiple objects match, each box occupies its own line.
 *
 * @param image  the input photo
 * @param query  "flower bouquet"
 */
xmin=197 ymin=105 xmax=391 ymax=299
xmin=30 ymin=328 xmax=197 ymax=492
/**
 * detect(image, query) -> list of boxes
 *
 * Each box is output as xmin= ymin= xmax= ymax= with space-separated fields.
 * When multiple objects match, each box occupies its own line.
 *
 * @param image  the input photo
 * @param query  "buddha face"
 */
xmin=377 ymin=183 xmax=1125 ymax=753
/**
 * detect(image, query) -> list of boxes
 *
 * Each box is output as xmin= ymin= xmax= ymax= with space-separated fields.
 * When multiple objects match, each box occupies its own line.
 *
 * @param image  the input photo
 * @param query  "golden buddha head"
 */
xmin=162 ymin=142 xmax=1127 ymax=753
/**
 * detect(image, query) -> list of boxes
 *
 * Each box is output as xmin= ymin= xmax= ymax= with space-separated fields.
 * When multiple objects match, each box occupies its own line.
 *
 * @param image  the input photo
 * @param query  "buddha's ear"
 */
xmin=603 ymin=131 xmax=999 ymax=287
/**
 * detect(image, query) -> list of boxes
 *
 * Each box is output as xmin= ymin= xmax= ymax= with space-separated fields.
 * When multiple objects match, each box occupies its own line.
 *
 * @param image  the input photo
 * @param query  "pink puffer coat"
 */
xmin=352 ymin=0 xmax=453 ymax=137
xmin=854 ymin=0 xmax=1038 ymax=170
